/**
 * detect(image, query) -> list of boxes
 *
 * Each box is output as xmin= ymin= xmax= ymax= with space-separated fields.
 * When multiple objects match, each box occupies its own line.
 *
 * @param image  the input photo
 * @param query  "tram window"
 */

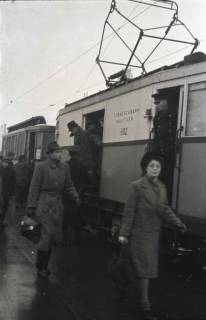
xmin=186 ymin=83 xmax=206 ymax=136
xmin=35 ymin=132 xmax=43 ymax=148
xmin=19 ymin=133 xmax=25 ymax=155
xmin=6 ymin=137 xmax=10 ymax=153
xmin=17 ymin=133 xmax=25 ymax=156
xmin=34 ymin=133 xmax=43 ymax=160
xmin=11 ymin=135 xmax=15 ymax=152
xmin=13 ymin=135 xmax=18 ymax=155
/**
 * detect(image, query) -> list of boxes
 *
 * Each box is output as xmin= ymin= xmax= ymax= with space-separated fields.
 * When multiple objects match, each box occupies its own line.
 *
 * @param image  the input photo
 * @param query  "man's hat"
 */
xmin=67 ymin=120 xmax=78 ymax=131
xmin=152 ymin=92 xmax=168 ymax=100
xmin=46 ymin=141 xmax=61 ymax=154
xmin=140 ymin=152 xmax=166 ymax=173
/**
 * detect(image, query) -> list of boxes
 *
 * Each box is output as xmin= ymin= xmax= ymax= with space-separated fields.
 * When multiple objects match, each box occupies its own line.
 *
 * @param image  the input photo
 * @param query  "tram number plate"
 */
xmin=120 ymin=127 xmax=128 ymax=136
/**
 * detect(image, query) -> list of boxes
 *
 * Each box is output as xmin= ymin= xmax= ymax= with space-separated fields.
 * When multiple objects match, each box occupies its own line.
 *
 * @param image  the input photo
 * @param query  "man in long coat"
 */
xmin=150 ymin=92 xmax=178 ymax=201
xmin=27 ymin=141 xmax=80 ymax=278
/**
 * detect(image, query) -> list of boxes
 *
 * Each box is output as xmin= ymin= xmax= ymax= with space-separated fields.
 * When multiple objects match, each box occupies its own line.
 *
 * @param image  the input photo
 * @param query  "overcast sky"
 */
xmin=0 ymin=0 xmax=206 ymax=128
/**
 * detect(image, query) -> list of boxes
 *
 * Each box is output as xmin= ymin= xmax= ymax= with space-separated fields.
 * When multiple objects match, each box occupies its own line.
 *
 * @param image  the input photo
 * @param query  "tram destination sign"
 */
xmin=104 ymin=97 xmax=149 ymax=143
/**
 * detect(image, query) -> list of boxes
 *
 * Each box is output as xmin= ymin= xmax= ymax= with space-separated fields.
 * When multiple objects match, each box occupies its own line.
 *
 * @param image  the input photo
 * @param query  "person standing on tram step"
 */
xmin=149 ymin=92 xmax=178 ymax=201
xmin=151 ymin=93 xmax=176 ymax=155
xmin=26 ymin=141 xmax=80 ymax=278
xmin=67 ymin=121 xmax=94 ymax=186
xmin=118 ymin=152 xmax=187 ymax=320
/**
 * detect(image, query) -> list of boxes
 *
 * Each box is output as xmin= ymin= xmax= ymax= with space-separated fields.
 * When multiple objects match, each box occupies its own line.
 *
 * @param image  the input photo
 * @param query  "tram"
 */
xmin=57 ymin=52 xmax=206 ymax=246
xmin=2 ymin=116 xmax=55 ymax=162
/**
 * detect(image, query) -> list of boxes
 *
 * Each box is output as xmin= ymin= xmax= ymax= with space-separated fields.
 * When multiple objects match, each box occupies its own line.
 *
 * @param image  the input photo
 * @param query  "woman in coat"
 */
xmin=27 ymin=141 xmax=80 ymax=278
xmin=118 ymin=152 xmax=187 ymax=320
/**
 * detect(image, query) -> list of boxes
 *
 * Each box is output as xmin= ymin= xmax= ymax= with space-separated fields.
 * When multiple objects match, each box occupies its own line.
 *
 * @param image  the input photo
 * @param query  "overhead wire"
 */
xmin=9 ymin=42 xmax=101 ymax=105
xmin=49 ymin=37 xmax=206 ymax=112
xmin=45 ymin=3 xmax=142 ymax=109
xmin=5 ymin=0 xmax=204 ymax=115
xmin=30 ymin=35 xmax=206 ymax=116
xmin=32 ymin=1 xmax=153 ymax=112
xmin=7 ymin=0 xmax=152 ymax=109
xmin=37 ymin=79 xmax=105 ymax=114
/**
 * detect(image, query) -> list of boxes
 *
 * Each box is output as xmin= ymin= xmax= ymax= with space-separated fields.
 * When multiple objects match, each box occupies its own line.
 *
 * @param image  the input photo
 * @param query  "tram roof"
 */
xmin=4 ymin=124 xmax=55 ymax=136
xmin=7 ymin=116 xmax=46 ymax=133
xmin=59 ymin=51 xmax=206 ymax=116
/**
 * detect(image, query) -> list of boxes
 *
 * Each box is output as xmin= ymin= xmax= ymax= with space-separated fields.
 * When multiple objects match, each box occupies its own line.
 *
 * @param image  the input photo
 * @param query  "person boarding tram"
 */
xmin=67 ymin=121 xmax=94 ymax=173
xmin=67 ymin=120 xmax=101 ymax=191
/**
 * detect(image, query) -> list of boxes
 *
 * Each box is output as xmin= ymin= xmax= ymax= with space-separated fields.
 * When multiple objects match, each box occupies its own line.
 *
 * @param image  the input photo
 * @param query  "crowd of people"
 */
xmin=0 ymin=94 xmax=188 ymax=320
xmin=0 ymin=153 xmax=32 ymax=228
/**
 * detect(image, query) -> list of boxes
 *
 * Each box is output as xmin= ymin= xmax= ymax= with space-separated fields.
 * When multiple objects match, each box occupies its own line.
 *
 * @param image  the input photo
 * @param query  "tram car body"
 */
xmin=57 ymin=52 xmax=206 ymax=242
xmin=2 ymin=116 xmax=55 ymax=162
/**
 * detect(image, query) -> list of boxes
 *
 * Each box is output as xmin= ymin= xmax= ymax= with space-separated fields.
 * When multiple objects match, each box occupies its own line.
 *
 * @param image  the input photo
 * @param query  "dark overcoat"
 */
xmin=0 ymin=170 xmax=3 ymax=208
xmin=14 ymin=161 xmax=31 ymax=203
xmin=1 ymin=165 xmax=15 ymax=201
xmin=74 ymin=127 xmax=94 ymax=170
xmin=27 ymin=159 xmax=79 ymax=251
xmin=119 ymin=176 xmax=183 ymax=278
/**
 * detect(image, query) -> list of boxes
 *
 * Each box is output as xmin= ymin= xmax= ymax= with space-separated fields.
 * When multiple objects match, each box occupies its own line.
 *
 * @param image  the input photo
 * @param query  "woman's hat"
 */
xmin=140 ymin=152 xmax=165 ymax=172
xmin=46 ymin=141 xmax=61 ymax=154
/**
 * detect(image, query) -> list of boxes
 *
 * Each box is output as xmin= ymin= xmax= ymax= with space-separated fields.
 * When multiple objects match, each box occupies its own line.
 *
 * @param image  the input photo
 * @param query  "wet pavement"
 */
xmin=0 ymin=228 xmax=78 ymax=320
xmin=1 ymin=204 xmax=206 ymax=320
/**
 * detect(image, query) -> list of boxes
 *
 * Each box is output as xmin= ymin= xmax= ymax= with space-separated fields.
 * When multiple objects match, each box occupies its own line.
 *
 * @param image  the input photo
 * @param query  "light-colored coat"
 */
xmin=27 ymin=159 xmax=78 ymax=251
xmin=119 ymin=176 xmax=183 ymax=278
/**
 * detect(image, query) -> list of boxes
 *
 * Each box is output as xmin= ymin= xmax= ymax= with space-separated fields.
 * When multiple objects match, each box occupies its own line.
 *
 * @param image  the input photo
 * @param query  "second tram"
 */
xmin=2 ymin=116 xmax=55 ymax=162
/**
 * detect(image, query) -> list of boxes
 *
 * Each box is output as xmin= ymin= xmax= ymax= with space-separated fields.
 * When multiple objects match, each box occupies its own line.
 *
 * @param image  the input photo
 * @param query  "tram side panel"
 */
xmin=100 ymin=143 xmax=145 ymax=203
xmin=100 ymin=87 xmax=153 ymax=203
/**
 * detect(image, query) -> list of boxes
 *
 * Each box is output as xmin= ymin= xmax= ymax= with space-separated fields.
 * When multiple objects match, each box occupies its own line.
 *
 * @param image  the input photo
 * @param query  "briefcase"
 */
xmin=20 ymin=216 xmax=41 ymax=244
xmin=108 ymin=243 xmax=133 ymax=294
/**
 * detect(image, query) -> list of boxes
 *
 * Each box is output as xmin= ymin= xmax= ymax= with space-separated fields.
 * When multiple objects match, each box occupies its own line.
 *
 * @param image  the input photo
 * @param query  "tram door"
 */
xmin=152 ymin=87 xmax=180 ymax=204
